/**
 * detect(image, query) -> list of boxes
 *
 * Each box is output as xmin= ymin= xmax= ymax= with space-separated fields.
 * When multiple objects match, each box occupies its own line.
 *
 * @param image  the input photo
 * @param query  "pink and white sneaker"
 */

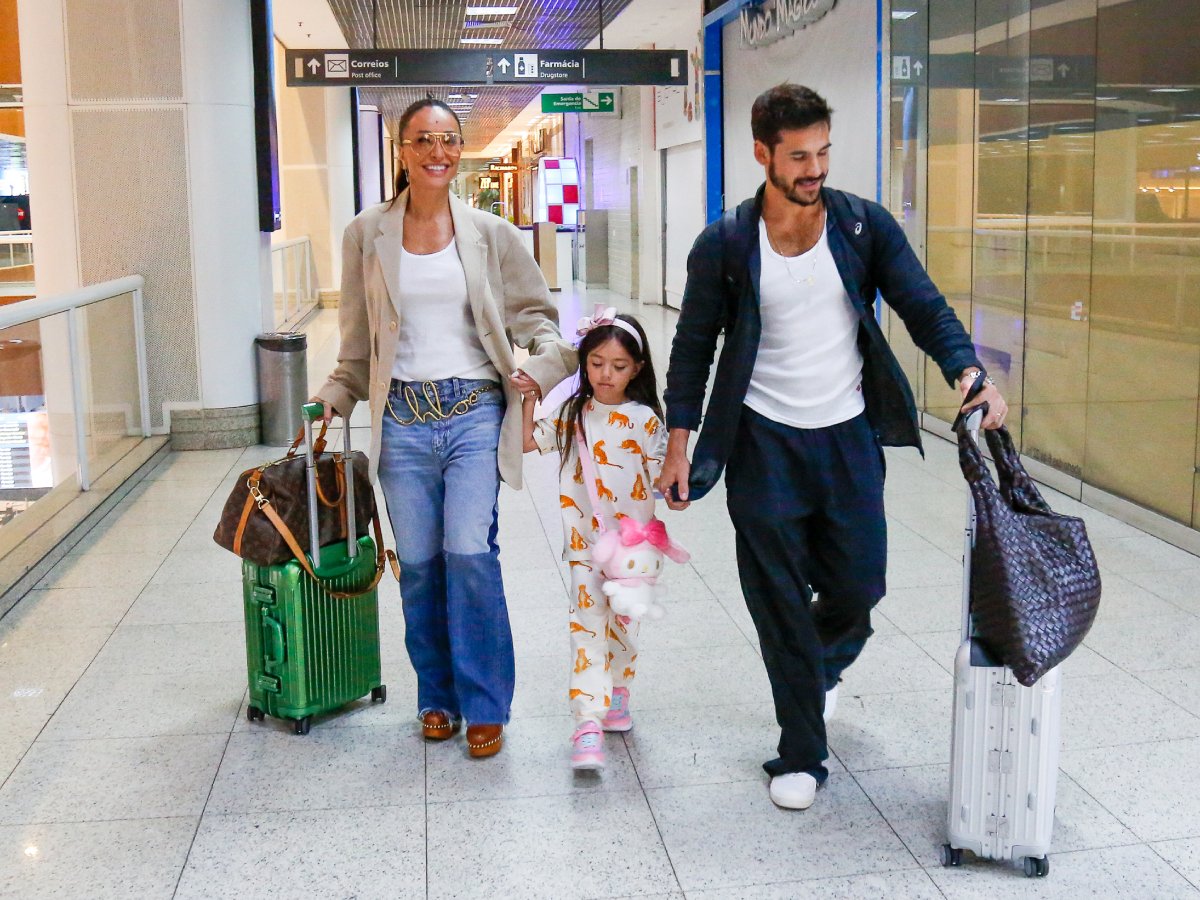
xmin=570 ymin=721 xmax=606 ymax=771
xmin=602 ymin=686 xmax=633 ymax=732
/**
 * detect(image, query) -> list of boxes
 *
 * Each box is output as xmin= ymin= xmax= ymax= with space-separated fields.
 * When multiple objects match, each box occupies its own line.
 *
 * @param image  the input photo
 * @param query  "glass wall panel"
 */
xmin=887 ymin=1 xmax=931 ymax=409
xmin=923 ymin=0 xmax=978 ymax=424
xmin=970 ymin=0 xmax=1030 ymax=442
xmin=899 ymin=0 xmax=1200 ymax=530
xmin=1085 ymin=0 xmax=1199 ymax=524
xmin=77 ymin=293 xmax=143 ymax=478
xmin=1021 ymin=0 xmax=1097 ymax=477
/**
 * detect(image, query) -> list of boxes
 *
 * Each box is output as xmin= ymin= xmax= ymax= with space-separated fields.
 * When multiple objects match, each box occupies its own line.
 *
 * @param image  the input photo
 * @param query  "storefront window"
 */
xmin=893 ymin=0 xmax=1200 ymax=527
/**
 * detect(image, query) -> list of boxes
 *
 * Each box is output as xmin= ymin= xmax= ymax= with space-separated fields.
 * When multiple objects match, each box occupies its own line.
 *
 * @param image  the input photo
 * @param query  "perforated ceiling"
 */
xmin=327 ymin=0 xmax=637 ymax=150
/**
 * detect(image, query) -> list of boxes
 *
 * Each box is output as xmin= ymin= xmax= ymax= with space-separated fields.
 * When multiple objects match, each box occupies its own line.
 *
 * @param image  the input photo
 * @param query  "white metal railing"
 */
xmin=0 ymin=275 xmax=151 ymax=491
xmin=271 ymin=236 xmax=317 ymax=330
xmin=0 ymin=231 xmax=33 ymax=269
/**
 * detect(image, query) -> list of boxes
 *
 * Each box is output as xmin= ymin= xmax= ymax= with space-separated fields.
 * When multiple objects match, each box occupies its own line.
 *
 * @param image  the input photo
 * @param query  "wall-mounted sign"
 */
xmin=285 ymin=49 xmax=686 ymax=86
xmin=489 ymin=164 xmax=519 ymax=173
xmin=541 ymin=91 xmax=617 ymax=114
xmin=740 ymin=0 xmax=837 ymax=49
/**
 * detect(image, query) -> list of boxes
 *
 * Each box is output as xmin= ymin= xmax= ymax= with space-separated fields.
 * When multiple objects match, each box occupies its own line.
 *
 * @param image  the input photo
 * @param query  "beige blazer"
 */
xmin=316 ymin=191 xmax=576 ymax=489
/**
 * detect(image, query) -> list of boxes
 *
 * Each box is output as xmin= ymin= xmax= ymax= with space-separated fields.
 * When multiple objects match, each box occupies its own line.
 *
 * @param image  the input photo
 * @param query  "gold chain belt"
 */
xmin=385 ymin=381 xmax=497 ymax=426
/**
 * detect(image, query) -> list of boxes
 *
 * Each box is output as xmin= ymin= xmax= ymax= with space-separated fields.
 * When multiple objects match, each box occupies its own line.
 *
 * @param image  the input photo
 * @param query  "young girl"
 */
xmin=522 ymin=306 xmax=669 ymax=770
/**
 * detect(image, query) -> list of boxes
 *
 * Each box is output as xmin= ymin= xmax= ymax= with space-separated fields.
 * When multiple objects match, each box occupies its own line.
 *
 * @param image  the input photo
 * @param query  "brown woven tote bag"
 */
xmin=954 ymin=417 xmax=1102 ymax=686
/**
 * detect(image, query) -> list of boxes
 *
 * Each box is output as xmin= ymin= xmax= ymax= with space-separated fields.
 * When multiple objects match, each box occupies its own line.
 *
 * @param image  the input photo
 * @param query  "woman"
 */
xmin=315 ymin=98 xmax=575 ymax=758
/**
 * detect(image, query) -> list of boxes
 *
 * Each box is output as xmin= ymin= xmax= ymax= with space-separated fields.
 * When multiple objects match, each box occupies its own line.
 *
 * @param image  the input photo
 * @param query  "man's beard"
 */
xmin=768 ymin=159 xmax=825 ymax=206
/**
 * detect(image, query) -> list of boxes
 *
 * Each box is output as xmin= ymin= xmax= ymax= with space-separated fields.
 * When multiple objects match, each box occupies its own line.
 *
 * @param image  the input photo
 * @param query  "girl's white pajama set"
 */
xmin=532 ymin=399 xmax=667 ymax=726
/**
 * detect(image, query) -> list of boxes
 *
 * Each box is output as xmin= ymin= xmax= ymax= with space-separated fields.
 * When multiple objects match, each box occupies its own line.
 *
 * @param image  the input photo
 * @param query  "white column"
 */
xmin=181 ymin=0 xmax=271 ymax=410
xmin=325 ymin=86 xmax=356 ymax=290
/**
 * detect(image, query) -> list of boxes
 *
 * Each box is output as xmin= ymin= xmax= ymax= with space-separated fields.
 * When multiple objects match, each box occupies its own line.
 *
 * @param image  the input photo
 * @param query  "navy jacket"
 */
xmin=664 ymin=185 xmax=981 ymax=500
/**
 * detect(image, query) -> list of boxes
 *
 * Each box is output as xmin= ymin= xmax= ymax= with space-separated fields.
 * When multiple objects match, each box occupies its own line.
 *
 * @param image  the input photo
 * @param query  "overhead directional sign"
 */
xmin=541 ymin=91 xmax=617 ymax=114
xmin=285 ymin=49 xmax=687 ymax=87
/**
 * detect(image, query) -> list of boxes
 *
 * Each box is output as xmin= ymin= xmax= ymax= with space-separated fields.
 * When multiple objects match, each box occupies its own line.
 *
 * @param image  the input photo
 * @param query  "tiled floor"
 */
xmin=2 ymin=288 xmax=1199 ymax=898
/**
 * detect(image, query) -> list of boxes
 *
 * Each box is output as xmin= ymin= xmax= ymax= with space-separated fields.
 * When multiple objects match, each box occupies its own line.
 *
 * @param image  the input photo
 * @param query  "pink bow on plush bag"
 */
xmin=616 ymin=516 xmax=690 ymax=564
xmin=576 ymin=304 xmax=618 ymax=338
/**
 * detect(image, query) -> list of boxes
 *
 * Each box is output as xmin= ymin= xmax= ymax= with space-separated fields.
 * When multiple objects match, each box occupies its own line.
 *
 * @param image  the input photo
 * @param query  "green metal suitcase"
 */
xmin=242 ymin=404 xmax=386 ymax=734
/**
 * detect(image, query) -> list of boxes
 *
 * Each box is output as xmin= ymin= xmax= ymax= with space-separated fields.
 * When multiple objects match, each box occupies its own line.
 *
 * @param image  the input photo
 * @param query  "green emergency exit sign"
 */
xmin=541 ymin=90 xmax=616 ymax=113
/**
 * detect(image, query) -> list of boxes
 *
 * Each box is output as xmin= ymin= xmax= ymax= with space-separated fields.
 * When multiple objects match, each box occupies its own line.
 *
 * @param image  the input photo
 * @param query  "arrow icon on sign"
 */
xmin=307 ymin=58 xmax=321 ymax=74
xmin=600 ymin=93 xmax=614 ymax=110
xmin=497 ymin=58 xmax=510 ymax=74
xmin=913 ymin=60 xmax=924 ymax=76
xmin=1058 ymin=63 xmax=1070 ymax=78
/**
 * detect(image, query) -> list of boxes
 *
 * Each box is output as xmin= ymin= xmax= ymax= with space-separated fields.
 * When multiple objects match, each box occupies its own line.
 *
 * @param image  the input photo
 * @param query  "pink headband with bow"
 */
xmin=576 ymin=304 xmax=644 ymax=351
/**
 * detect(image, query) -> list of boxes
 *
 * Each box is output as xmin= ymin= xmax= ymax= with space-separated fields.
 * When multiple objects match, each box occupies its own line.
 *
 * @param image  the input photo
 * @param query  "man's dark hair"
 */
xmin=751 ymin=84 xmax=833 ymax=148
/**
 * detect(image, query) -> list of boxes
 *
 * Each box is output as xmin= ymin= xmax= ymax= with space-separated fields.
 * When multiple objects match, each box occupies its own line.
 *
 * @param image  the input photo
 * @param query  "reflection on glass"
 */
xmin=1022 ymin=0 xmax=1097 ymax=478
xmin=1085 ymin=23 xmax=1200 ymax=523
xmin=78 ymin=294 xmax=144 ymax=474
xmin=923 ymin=0 xmax=979 ymax=424
xmin=888 ymin=0 xmax=930 ymax=408
xmin=901 ymin=0 xmax=1200 ymax=527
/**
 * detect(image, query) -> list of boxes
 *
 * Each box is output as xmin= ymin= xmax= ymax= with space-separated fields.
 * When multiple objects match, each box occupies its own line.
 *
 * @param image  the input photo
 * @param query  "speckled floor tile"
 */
xmin=121 ymin=580 xmax=245 ymax=625
xmin=85 ymin=622 xmax=246 ymax=677
xmin=1060 ymin=738 xmax=1200 ymax=842
xmin=929 ymin=843 xmax=1199 ymax=898
xmin=839 ymin=633 xmax=952 ymax=695
xmin=175 ymin=805 xmax=425 ymax=900
xmin=2 ymin=587 xmax=138 ymax=630
xmin=1138 ymin=667 xmax=1200 ymax=718
xmin=856 ymin=764 xmax=1135 ymax=868
xmin=631 ymin=643 xmax=772 ymax=713
xmin=34 ymin=552 xmax=163 ymax=591
xmin=0 ymin=734 xmax=228 ymax=824
xmin=826 ymin=687 xmax=952 ymax=771
xmin=0 ymin=817 xmax=196 ymax=899
xmin=647 ymin=776 xmax=913 ymax=891
xmin=1083 ymin=614 xmax=1200 ymax=673
xmin=1153 ymin=837 xmax=1200 ymax=888
xmin=624 ymin=702 xmax=844 ymax=791
xmin=427 ymin=790 xmax=678 ymax=899
xmin=686 ymin=870 xmax=942 ymax=900
xmin=207 ymin=725 xmax=423 ymax=814
xmin=41 ymin=669 xmax=244 ymax=740
xmin=426 ymin=714 xmax=641 ymax=803
xmin=1061 ymin=671 xmax=1200 ymax=751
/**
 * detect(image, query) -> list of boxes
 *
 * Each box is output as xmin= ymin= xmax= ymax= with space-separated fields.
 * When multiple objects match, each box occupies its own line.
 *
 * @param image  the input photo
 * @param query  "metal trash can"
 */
xmin=255 ymin=332 xmax=308 ymax=446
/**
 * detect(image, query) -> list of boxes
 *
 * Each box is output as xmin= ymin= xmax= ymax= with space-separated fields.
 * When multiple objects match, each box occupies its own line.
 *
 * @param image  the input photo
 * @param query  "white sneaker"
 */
xmin=824 ymin=684 xmax=839 ymax=723
xmin=769 ymin=772 xmax=818 ymax=810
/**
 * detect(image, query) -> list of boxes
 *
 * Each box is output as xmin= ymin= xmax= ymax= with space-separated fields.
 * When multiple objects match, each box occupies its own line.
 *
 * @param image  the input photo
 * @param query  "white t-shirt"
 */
xmin=745 ymin=218 xmax=865 ymax=429
xmin=391 ymin=239 xmax=498 ymax=383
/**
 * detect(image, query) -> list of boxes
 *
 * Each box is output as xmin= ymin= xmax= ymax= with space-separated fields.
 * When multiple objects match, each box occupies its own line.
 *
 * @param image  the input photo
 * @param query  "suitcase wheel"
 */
xmin=371 ymin=685 xmax=387 ymax=703
xmin=246 ymin=706 xmax=264 ymax=723
xmin=293 ymin=716 xmax=312 ymax=736
xmin=940 ymin=845 xmax=963 ymax=868
xmin=1023 ymin=855 xmax=1049 ymax=878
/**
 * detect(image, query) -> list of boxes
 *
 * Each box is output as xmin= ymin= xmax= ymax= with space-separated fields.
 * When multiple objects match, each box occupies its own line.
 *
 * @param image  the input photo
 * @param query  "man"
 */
xmin=658 ymin=84 xmax=1007 ymax=811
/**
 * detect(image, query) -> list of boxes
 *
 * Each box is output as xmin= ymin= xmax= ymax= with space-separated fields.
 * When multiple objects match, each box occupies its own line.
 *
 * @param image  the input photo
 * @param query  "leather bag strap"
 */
xmin=574 ymin=426 xmax=610 ymax=533
xmin=257 ymin=495 xmax=393 ymax=598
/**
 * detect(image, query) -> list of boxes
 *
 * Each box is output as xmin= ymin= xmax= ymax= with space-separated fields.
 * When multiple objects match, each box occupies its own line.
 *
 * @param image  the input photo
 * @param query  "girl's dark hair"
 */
xmin=557 ymin=315 xmax=662 ymax=471
xmin=390 ymin=97 xmax=462 ymax=202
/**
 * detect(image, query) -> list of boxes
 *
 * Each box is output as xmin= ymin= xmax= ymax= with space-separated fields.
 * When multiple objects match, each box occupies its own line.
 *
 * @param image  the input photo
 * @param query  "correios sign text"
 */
xmin=740 ymin=0 xmax=837 ymax=48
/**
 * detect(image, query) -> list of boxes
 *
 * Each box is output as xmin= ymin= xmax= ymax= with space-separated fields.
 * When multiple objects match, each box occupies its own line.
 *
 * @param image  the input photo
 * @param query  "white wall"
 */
xmin=662 ymin=141 xmax=705 ymax=308
xmin=722 ymin=2 xmax=880 ymax=205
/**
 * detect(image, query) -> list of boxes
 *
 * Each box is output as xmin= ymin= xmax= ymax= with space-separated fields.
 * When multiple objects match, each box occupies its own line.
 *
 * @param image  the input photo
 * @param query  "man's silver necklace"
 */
xmin=768 ymin=211 xmax=826 ymax=286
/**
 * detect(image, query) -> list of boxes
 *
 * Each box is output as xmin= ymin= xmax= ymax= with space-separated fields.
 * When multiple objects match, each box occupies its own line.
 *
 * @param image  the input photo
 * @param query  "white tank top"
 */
xmin=745 ymin=217 xmax=865 ymax=429
xmin=391 ymin=239 xmax=498 ymax=383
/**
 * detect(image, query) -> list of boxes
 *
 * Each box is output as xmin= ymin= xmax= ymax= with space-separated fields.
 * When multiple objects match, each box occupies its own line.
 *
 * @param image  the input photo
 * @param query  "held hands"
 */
xmin=509 ymin=369 xmax=542 ymax=401
xmin=657 ymin=428 xmax=693 ymax=511
xmin=958 ymin=369 xmax=1009 ymax=430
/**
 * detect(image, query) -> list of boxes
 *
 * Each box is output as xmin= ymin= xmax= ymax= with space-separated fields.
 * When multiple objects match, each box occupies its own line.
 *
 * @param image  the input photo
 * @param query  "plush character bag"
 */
xmin=575 ymin=428 xmax=689 ymax=620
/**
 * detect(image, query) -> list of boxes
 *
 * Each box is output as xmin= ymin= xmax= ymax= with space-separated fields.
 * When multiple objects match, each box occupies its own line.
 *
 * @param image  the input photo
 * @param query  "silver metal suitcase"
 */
xmin=942 ymin=409 xmax=1061 ymax=879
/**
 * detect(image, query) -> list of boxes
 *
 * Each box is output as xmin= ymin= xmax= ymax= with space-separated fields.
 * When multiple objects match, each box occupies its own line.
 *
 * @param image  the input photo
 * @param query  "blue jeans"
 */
xmin=377 ymin=377 xmax=514 ymax=725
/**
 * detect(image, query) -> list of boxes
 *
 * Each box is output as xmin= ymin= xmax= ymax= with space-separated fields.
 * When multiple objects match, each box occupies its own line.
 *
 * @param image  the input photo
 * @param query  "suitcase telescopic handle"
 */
xmin=960 ymin=408 xmax=985 ymax=643
xmin=300 ymin=402 xmax=359 ymax=563
xmin=301 ymin=402 xmax=326 ymax=569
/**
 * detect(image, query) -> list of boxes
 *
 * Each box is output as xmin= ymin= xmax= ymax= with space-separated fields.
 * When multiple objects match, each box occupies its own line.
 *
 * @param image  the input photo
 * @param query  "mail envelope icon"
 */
xmin=325 ymin=53 xmax=349 ymax=77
